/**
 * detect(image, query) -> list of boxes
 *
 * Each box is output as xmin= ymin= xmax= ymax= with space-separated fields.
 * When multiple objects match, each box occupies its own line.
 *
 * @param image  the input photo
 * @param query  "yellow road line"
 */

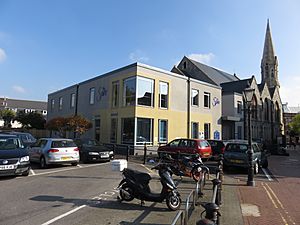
xmin=264 ymin=183 xmax=296 ymax=225
xmin=261 ymin=182 xmax=278 ymax=209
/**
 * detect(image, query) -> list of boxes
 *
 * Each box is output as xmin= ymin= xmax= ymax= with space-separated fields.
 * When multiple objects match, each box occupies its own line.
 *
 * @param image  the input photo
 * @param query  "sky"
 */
xmin=0 ymin=0 xmax=300 ymax=106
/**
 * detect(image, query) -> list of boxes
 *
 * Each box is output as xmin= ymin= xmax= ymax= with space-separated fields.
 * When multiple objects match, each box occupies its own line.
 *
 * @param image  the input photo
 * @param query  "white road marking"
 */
xmin=262 ymin=168 xmax=273 ymax=181
xmin=29 ymin=162 xmax=109 ymax=177
xmin=30 ymin=169 xmax=35 ymax=175
xmin=41 ymin=205 xmax=86 ymax=225
xmin=77 ymin=164 xmax=82 ymax=168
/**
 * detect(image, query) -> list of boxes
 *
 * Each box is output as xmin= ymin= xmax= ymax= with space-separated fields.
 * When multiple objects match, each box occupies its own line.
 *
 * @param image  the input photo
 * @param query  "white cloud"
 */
xmin=0 ymin=48 xmax=7 ymax=63
xmin=187 ymin=53 xmax=215 ymax=65
xmin=129 ymin=49 xmax=149 ymax=63
xmin=12 ymin=85 xmax=26 ymax=94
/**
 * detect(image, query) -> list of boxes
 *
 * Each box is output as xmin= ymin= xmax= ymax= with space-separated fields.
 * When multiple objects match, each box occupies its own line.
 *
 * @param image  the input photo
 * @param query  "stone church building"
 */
xmin=173 ymin=20 xmax=283 ymax=145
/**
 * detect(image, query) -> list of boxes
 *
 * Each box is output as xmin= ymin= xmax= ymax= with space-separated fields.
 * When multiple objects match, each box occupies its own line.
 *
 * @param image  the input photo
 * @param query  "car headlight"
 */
xmin=109 ymin=151 xmax=114 ymax=155
xmin=88 ymin=152 xmax=99 ymax=155
xmin=20 ymin=156 xmax=30 ymax=162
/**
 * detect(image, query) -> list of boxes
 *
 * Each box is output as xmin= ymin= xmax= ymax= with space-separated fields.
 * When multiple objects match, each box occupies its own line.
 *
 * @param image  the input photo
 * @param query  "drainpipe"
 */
xmin=75 ymin=84 xmax=79 ymax=116
xmin=187 ymin=77 xmax=191 ymax=138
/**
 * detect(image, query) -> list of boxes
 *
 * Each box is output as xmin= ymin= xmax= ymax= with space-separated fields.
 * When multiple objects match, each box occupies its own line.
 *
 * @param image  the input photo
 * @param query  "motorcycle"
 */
xmin=161 ymin=153 xmax=209 ymax=182
xmin=117 ymin=163 xmax=181 ymax=211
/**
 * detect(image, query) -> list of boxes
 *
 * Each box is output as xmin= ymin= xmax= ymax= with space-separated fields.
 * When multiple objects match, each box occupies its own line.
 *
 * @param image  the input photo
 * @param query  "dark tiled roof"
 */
xmin=220 ymin=78 xmax=252 ymax=94
xmin=2 ymin=98 xmax=47 ymax=110
xmin=188 ymin=58 xmax=239 ymax=85
xmin=258 ymin=83 xmax=265 ymax=92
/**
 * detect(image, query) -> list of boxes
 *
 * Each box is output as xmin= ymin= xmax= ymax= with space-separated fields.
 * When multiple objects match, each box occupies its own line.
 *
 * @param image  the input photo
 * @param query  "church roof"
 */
xmin=188 ymin=58 xmax=239 ymax=86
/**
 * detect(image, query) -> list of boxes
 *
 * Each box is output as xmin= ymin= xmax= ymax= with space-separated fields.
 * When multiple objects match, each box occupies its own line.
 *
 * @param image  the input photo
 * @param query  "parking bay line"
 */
xmin=41 ymin=205 xmax=87 ymax=225
xmin=262 ymin=168 xmax=273 ymax=181
xmin=30 ymin=162 xmax=109 ymax=177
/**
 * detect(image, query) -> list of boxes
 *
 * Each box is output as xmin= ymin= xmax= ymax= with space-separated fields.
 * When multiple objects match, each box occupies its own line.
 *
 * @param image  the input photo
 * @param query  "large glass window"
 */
xmin=191 ymin=122 xmax=199 ymax=139
xmin=121 ymin=118 xmax=134 ymax=144
xmin=204 ymin=92 xmax=211 ymax=108
xmin=59 ymin=97 xmax=63 ymax=110
xmin=192 ymin=89 xmax=199 ymax=106
xmin=137 ymin=77 xmax=154 ymax=107
xmin=90 ymin=88 xmax=95 ymax=105
xmin=123 ymin=78 xmax=136 ymax=106
xmin=204 ymin=123 xmax=211 ymax=139
xmin=70 ymin=93 xmax=75 ymax=108
xmin=159 ymin=82 xmax=168 ymax=109
xmin=112 ymin=81 xmax=119 ymax=108
xmin=110 ymin=118 xmax=117 ymax=143
xmin=158 ymin=120 xmax=168 ymax=143
xmin=136 ymin=118 xmax=153 ymax=145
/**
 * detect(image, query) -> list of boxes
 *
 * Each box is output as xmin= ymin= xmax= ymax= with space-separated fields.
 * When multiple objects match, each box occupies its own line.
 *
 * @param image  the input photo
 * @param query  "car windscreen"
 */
xmin=51 ymin=140 xmax=76 ymax=148
xmin=226 ymin=144 xmax=248 ymax=153
xmin=200 ymin=141 xmax=210 ymax=148
xmin=0 ymin=137 xmax=21 ymax=150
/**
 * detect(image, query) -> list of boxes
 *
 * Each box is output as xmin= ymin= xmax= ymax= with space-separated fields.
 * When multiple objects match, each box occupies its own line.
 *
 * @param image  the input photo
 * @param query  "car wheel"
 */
xmin=40 ymin=156 xmax=47 ymax=169
xmin=71 ymin=162 xmax=78 ymax=166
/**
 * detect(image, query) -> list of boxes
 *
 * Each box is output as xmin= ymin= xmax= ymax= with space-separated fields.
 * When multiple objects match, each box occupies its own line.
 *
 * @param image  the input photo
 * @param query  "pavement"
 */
xmin=124 ymin=147 xmax=299 ymax=225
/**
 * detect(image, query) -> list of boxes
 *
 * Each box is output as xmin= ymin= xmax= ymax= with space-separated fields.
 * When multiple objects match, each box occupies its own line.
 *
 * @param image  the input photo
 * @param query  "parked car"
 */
xmin=0 ymin=131 xmax=36 ymax=148
xmin=0 ymin=134 xmax=30 ymax=176
xmin=28 ymin=138 xmax=79 ymax=168
xmin=207 ymin=139 xmax=225 ymax=158
xmin=223 ymin=140 xmax=268 ymax=174
xmin=74 ymin=139 xmax=114 ymax=163
xmin=157 ymin=138 xmax=212 ymax=159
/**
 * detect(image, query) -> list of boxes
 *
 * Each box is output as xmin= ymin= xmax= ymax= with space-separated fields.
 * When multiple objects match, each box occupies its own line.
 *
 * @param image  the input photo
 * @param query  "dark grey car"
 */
xmin=223 ymin=140 xmax=268 ymax=174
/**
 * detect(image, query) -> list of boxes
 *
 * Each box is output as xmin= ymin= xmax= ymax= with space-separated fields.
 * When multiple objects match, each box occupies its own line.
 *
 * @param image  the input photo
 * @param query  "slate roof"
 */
xmin=268 ymin=87 xmax=276 ymax=97
xmin=188 ymin=58 xmax=239 ymax=86
xmin=220 ymin=78 xmax=252 ymax=94
xmin=283 ymin=105 xmax=300 ymax=114
xmin=0 ymin=98 xmax=47 ymax=110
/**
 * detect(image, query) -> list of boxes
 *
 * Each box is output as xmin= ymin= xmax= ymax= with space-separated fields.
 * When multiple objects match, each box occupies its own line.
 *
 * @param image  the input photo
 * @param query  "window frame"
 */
xmin=70 ymin=93 xmax=75 ymax=108
xmin=204 ymin=92 xmax=211 ymax=108
xmin=158 ymin=119 xmax=168 ymax=144
xmin=89 ymin=87 xmax=95 ymax=105
xmin=191 ymin=122 xmax=199 ymax=139
xmin=159 ymin=81 xmax=169 ymax=109
xmin=191 ymin=89 xmax=199 ymax=107
xmin=112 ymin=81 xmax=119 ymax=108
xmin=59 ymin=97 xmax=63 ymax=110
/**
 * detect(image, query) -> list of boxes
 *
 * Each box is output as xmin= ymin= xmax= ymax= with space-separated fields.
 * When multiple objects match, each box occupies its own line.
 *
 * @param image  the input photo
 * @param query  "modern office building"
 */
xmin=47 ymin=63 xmax=222 ymax=147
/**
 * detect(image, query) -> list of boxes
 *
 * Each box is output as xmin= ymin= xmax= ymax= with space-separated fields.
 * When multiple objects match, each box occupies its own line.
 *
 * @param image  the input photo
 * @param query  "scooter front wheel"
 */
xmin=119 ymin=183 xmax=134 ymax=202
xmin=166 ymin=192 xmax=181 ymax=211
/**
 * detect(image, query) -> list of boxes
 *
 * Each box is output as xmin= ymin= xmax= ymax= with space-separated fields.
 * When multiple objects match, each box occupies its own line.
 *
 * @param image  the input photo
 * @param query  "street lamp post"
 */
xmin=244 ymin=86 xmax=255 ymax=187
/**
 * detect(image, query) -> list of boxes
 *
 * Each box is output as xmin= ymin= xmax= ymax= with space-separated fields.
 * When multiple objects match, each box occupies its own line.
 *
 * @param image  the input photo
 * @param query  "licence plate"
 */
xmin=0 ymin=165 xmax=15 ymax=170
xmin=203 ymin=153 xmax=210 ymax=156
xmin=61 ymin=157 xmax=71 ymax=160
xmin=100 ymin=154 xmax=109 ymax=158
xmin=230 ymin=159 xmax=243 ymax=163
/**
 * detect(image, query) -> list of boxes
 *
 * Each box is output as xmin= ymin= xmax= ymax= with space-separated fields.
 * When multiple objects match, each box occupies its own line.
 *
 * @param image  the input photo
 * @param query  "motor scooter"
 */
xmin=117 ymin=163 xmax=181 ymax=211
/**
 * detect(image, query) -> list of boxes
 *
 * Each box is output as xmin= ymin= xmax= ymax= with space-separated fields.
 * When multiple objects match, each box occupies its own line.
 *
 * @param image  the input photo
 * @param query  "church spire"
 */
xmin=261 ymin=19 xmax=280 ymax=88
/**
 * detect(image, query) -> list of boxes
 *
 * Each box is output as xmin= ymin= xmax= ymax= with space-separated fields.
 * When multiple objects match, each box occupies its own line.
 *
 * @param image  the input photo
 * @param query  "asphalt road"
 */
xmin=0 ymin=160 xmax=198 ymax=225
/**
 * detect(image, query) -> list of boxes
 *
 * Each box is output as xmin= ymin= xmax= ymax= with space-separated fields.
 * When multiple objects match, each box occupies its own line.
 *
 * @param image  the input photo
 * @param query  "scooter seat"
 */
xmin=124 ymin=168 xmax=151 ymax=185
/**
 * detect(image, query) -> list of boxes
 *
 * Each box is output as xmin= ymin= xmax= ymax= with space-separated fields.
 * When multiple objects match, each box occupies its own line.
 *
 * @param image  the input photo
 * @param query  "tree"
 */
xmin=45 ymin=117 xmax=69 ymax=137
xmin=15 ymin=111 xmax=46 ymax=129
xmin=0 ymin=109 xmax=16 ymax=128
xmin=289 ymin=114 xmax=300 ymax=136
xmin=68 ymin=115 xmax=93 ymax=137
xmin=45 ymin=115 xmax=92 ymax=138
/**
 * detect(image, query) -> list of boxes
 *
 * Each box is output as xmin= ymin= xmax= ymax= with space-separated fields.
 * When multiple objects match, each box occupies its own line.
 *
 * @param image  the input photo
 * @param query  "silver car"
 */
xmin=28 ymin=138 xmax=79 ymax=168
